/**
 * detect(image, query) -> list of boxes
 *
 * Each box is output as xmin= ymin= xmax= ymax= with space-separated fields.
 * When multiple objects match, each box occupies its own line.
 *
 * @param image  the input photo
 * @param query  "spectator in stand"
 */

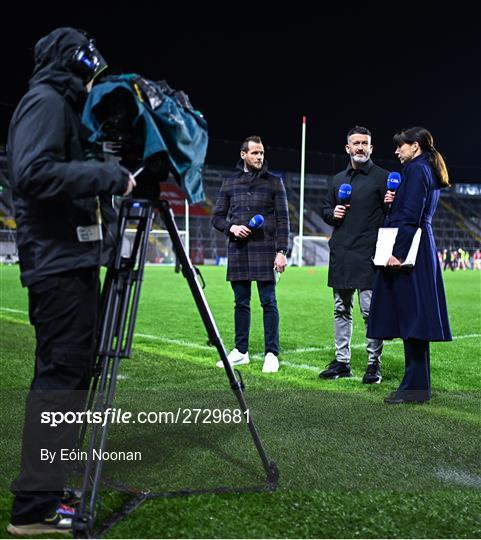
xmin=473 ymin=249 xmax=481 ymax=270
xmin=458 ymin=248 xmax=467 ymax=270
xmin=452 ymin=249 xmax=460 ymax=270
xmin=443 ymin=248 xmax=455 ymax=271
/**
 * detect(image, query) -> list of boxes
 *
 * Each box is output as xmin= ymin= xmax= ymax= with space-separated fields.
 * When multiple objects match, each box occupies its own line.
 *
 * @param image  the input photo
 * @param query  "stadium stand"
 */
xmin=0 ymin=153 xmax=18 ymax=263
xmin=1 ymin=146 xmax=480 ymax=266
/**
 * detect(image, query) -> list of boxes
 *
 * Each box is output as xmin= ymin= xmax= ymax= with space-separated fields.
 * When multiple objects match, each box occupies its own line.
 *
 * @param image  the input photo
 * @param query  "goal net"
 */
xmin=123 ymin=228 xmax=186 ymax=265
xmin=290 ymin=235 xmax=330 ymax=266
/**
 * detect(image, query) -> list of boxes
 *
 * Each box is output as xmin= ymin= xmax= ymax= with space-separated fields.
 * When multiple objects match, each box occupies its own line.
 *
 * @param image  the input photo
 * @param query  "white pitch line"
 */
xmin=279 ymin=360 xmax=319 ymax=372
xmin=0 ymin=307 xmax=28 ymax=314
xmin=1 ymin=307 xmax=480 ymax=372
xmin=133 ymin=331 xmax=481 ymax=373
xmin=277 ymin=360 xmax=363 ymax=379
xmin=279 ymin=334 xmax=481 ymax=356
xmin=435 ymin=468 xmax=481 ymax=488
xmin=135 ymin=333 xmax=212 ymax=351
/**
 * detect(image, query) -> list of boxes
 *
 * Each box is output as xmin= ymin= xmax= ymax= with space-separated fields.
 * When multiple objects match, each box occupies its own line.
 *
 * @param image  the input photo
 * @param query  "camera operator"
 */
xmin=7 ymin=27 xmax=135 ymax=536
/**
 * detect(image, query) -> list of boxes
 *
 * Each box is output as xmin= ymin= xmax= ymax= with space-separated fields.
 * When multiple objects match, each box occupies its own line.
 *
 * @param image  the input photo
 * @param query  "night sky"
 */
xmin=1 ymin=6 xmax=480 ymax=178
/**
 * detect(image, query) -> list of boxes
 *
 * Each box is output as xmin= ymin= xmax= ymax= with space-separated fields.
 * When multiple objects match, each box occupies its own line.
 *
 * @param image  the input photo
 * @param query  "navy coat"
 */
xmin=367 ymin=154 xmax=452 ymax=341
xmin=212 ymin=163 xmax=289 ymax=282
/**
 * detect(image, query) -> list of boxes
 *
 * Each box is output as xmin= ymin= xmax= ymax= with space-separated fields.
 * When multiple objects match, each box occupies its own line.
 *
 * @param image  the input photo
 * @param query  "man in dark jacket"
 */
xmin=7 ymin=28 xmax=136 ymax=536
xmin=319 ymin=126 xmax=388 ymax=384
xmin=212 ymin=136 xmax=289 ymax=373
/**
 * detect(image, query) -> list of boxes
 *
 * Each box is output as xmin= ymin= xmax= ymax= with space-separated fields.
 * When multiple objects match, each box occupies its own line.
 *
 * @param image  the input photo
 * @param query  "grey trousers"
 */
xmin=333 ymin=288 xmax=383 ymax=365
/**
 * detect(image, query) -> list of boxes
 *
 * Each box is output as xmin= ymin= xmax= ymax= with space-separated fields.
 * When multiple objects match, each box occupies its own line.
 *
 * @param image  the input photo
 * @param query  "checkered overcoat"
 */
xmin=212 ymin=167 xmax=289 ymax=281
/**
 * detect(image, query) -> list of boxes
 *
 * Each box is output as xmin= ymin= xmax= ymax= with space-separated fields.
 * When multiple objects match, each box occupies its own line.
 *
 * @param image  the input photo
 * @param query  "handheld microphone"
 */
xmin=248 ymin=214 xmax=264 ymax=230
xmin=387 ymin=172 xmax=401 ymax=192
xmin=338 ymin=183 xmax=352 ymax=205
xmin=386 ymin=172 xmax=401 ymax=211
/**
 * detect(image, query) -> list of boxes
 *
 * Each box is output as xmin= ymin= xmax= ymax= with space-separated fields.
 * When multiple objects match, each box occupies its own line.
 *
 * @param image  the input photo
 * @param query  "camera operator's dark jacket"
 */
xmin=212 ymin=161 xmax=289 ymax=281
xmin=322 ymin=159 xmax=388 ymax=290
xmin=8 ymin=28 xmax=129 ymax=287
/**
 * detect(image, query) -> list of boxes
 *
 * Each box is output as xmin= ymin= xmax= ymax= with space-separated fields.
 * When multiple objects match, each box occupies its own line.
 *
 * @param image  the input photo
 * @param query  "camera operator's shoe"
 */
xmin=262 ymin=352 xmax=279 ymax=373
xmin=7 ymin=504 xmax=74 ymax=536
xmin=62 ymin=487 xmax=82 ymax=506
xmin=216 ymin=348 xmax=250 ymax=368
xmin=319 ymin=360 xmax=352 ymax=379
xmin=362 ymin=361 xmax=382 ymax=384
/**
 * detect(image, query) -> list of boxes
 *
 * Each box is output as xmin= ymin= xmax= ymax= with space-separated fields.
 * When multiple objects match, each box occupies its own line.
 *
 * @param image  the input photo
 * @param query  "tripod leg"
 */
xmin=158 ymin=200 xmax=279 ymax=487
xmin=73 ymin=356 xmax=111 ymax=537
xmin=76 ymin=363 xmax=100 ymax=458
xmin=73 ymin=200 xmax=155 ymax=537
xmin=77 ymin=267 xmax=113 ymax=453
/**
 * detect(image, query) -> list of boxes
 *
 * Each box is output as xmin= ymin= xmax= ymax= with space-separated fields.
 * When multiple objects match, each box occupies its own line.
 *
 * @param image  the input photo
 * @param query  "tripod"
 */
xmin=73 ymin=198 xmax=279 ymax=538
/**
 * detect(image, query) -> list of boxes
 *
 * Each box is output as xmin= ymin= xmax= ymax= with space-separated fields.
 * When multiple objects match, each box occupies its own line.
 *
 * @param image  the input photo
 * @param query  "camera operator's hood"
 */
xmin=29 ymin=27 xmax=105 ymax=105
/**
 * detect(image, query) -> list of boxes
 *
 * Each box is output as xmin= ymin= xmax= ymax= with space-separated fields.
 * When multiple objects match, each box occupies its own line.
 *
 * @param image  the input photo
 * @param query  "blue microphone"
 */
xmin=386 ymin=172 xmax=401 ymax=212
xmin=387 ymin=172 xmax=401 ymax=192
xmin=248 ymin=214 xmax=264 ymax=230
xmin=338 ymin=183 xmax=352 ymax=205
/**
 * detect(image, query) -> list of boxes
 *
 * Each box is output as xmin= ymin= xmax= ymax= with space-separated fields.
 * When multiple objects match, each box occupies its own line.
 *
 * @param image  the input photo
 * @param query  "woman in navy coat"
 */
xmin=367 ymin=127 xmax=452 ymax=404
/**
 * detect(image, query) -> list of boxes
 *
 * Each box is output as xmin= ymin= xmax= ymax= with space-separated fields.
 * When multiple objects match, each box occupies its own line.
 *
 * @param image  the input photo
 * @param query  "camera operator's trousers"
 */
xmin=11 ymin=268 xmax=99 ymax=525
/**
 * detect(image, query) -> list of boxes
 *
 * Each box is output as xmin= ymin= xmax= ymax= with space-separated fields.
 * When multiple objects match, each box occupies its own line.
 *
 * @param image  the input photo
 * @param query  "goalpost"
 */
xmin=290 ymin=235 xmax=330 ymax=266
xmin=124 ymin=228 xmax=187 ymax=264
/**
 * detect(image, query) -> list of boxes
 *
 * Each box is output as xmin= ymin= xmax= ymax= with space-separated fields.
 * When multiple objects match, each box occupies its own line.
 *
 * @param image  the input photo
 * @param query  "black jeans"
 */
xmin=11 ymin=268 xmax=100 ymax=525
xmin=231 ymin=280 xmax=279 ymax=355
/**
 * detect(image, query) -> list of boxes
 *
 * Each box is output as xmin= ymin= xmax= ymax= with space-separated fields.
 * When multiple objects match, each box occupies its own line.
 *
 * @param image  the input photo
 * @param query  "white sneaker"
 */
xmin=262 ymin=352 xmax=279 ymax=373
xmin=216 ymin=348 xmax=250 ymax=368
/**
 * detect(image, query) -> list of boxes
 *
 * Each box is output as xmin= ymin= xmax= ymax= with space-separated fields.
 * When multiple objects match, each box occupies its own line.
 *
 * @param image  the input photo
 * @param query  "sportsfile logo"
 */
xmin=41 ymin=408 xmax=132 ymax=427
xmin=41 ymin=407 xmax=250 ymax=427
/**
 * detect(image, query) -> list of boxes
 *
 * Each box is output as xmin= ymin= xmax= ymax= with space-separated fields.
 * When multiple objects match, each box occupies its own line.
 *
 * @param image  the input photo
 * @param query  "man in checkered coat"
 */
xmin=212 ymin=136 xmax=289 ymax=373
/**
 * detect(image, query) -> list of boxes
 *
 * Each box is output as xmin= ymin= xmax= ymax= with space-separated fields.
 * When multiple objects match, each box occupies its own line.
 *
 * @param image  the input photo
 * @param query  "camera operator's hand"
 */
xmin=123 ymin=174 xmax=137 ymax=196
xmin=230 ymin=224 xmax=251 ymax=239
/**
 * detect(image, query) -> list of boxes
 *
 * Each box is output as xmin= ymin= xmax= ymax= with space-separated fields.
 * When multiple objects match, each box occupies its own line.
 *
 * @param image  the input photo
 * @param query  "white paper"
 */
xmin=372 ymin=227 xmax=422 ymax=267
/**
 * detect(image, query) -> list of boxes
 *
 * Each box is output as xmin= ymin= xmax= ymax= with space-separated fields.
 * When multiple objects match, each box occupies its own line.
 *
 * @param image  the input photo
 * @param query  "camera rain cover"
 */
xmin=82 ymin=74 xmax=208 ymax=204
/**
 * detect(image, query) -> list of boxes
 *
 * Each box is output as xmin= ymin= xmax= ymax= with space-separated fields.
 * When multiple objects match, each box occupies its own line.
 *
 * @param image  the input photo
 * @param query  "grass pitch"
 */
xmin=0 ymin=265 xmax=480 ymax=538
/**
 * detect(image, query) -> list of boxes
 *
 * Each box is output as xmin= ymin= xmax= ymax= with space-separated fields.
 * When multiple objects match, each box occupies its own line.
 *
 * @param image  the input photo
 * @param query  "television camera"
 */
xmin=73 ymin=75 xmax=279 ymax=538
